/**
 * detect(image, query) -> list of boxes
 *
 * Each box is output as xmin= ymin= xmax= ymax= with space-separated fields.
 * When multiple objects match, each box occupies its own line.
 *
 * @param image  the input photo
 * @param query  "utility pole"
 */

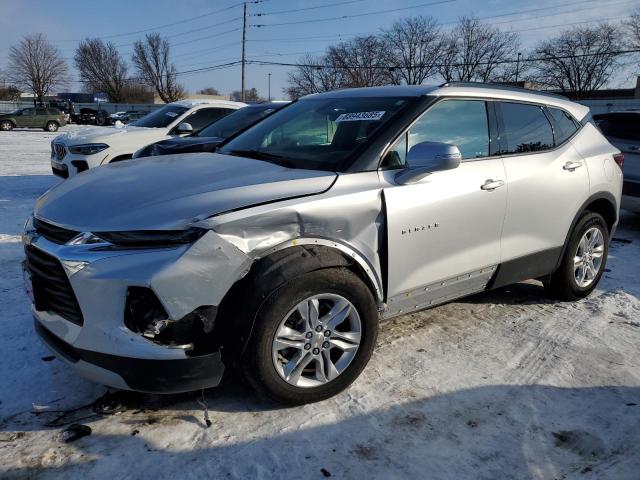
xmin=515 ymin=52 xmax=522 ymax=83
xmin=241 ymin=2 xmax=247 ymax=102
xmin=268 ymin=72 xmax=271 ymax=101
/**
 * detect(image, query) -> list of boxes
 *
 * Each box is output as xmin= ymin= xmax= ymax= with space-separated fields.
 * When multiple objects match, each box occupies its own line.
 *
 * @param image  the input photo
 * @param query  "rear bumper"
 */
xmin=35 ymin=318 xmax=225 ymax=393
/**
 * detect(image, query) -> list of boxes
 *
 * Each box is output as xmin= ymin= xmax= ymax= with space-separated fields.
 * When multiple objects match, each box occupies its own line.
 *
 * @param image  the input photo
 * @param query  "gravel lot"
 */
xmin=1 ymin=127 xmax=639 ymax=479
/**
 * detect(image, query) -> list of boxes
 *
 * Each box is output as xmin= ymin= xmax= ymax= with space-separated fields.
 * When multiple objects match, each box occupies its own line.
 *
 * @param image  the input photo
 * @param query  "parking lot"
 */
xmin=1 ymin=126 xmax=639 ymax=479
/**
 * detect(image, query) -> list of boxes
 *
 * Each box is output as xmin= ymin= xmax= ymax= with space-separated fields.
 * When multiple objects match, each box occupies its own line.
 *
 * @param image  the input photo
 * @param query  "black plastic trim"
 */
xmin=35 ymin=319 xmax=225 ymax=394
xmin=489 ymin=247 xmax=563 ymax=290
xmin=555 ymin=191 xmax=618 ymax=271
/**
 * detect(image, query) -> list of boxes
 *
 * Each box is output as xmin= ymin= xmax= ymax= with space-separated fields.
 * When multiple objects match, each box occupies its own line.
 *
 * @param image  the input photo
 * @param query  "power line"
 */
xmin=252 ymin=0 xmax=456 ymax=27
xmin=55 ymin=1 xmax=247 ymax=41
xmin=247 ymin=48 xmax=640 ymax=70
xmin=251 ymin=0 xmax=367 ymax=17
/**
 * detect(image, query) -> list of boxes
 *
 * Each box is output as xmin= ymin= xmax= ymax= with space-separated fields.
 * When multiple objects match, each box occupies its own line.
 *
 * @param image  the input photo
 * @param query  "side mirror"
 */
xmin=176 ymin=122 xmax=193 ymax=134
xmin=395 ymin=141 xmax=461 ymax=185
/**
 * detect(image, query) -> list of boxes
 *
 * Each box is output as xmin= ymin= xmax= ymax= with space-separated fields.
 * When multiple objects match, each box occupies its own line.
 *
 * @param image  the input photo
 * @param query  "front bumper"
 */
xmin=35 ymin=318 xmax=225 ymax=393
xmin=24 ymin=225 xmax=252 ymax=393
xmin=51 ymin=145 xmax=109 ymax=178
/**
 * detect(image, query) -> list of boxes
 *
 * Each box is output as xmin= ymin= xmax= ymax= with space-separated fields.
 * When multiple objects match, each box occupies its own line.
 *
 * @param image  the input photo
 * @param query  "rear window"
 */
xmin=547 ymin=107 xmax=579 ymax=144
xmin=498 ymin=102 xmax=554 ymax=154
xmin=595 ymin=113 xmax=640 ymax=141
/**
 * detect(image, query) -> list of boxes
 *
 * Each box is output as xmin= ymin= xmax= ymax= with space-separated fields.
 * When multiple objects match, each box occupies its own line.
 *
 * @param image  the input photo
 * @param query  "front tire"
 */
xmin=544 ymin=212 xmax=609 ymax=300
xmin=242 ymin=268 xmax=378 ymax=405
xmin=45 ymin=121 xmax=59 ymax=132
xmin=0 ymin=120 xmax=14 ymax=131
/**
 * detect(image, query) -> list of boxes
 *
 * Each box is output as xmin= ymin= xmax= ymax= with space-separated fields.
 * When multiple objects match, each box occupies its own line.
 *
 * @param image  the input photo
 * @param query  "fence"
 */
xmin=0 ymin=100 xmax=163 ymax=114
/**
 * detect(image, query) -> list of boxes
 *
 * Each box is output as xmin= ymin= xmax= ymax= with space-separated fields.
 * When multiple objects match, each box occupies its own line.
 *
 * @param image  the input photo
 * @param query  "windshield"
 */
xmin=130 ymin=105 xmax=188 ymax=128
xmin=198 ymin=105 xmax=280 ymax=139
xmin=219 ymin=97 xmax=410 ymax=171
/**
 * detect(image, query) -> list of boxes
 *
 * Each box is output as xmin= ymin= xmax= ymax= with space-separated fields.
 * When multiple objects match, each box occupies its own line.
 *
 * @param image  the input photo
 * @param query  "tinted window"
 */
xmin=409 ymin=100 xmax=489 ymax=160
xmin=596 ymin=113 xmax=640 ymax=141
xmin=22 ymin=108 xmax=35 ymax=115
xmin=131 ymin=104 xmax=189 ymax=128
xmin=220 ymin=97 xmax=411 ymax=171
xmin=383 ymin=99 xmax=489 ymax=167
xmin=183 ymin=108 xmax=232 ymax=132
xmin=199 ymin=105 xmax=281 ymax=139
xmin=36 ymin=108 xmax=47 ymax=115
xmin=548 ymin=108 xmax=578 ymax=144
xmin=499 ymin=102 xmax=554 ymax=154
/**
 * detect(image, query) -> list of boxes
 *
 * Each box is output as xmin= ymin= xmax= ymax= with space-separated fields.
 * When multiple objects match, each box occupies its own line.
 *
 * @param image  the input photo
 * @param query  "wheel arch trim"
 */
xmin=555 ymin=191 xmax=618 ymax=271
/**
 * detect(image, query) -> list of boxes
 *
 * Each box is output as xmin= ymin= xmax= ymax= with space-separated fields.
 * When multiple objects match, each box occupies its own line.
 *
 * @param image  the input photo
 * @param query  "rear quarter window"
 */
xmin=547 ymin=107 xmax=579 ymax=145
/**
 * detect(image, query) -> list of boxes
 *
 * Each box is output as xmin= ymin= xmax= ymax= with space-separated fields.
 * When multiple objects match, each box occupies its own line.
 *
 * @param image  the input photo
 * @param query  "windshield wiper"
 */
xmin=224 ymin=149 xmax=294 ymax=167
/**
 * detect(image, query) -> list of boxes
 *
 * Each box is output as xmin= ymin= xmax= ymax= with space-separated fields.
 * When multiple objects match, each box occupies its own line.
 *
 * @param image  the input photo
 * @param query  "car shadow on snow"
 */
xmin=2 ymin=384 xmax=639 ymax=479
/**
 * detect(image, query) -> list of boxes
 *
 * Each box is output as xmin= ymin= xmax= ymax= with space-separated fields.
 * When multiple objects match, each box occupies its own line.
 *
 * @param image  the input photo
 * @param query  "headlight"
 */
xmin=68 ymin=143 xmax=109 ymax=155
xmin=93 ymin=227 xmax=207 ymax=247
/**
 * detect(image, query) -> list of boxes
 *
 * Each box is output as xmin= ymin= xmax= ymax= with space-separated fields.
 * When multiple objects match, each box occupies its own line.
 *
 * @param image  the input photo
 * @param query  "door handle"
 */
xmin=481 ymin=179 xmax=505 ymax=191
xmin=563 ymin=161 xmax=583 ymax=171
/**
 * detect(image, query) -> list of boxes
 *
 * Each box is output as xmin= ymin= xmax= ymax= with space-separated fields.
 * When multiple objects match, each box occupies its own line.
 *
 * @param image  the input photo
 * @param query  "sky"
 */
xmin=0 ymin=0 xmax=638 ymax=100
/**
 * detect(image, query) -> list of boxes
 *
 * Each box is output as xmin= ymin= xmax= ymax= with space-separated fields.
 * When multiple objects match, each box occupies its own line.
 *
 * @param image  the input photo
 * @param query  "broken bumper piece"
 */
xmin=35 ymin=319 xmax=225 ymax=394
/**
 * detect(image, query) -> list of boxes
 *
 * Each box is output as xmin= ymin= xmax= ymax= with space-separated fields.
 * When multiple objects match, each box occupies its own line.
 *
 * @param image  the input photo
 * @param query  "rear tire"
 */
xmin=241 ymin=268 xmax=378 ymax=405
xmin=45 ymin=121 xmax=59 ymax=132
xmin=0 ymin=120 xmax=13 ymax=131
xmin=544 ymin=211 xmax=609 ymax=301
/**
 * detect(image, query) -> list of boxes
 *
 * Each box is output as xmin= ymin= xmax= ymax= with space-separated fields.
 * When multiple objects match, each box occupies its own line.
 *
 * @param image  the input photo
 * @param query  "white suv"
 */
xmin=50 ymin=99 xmax=246 ymax=178
xmin=25 ymin=84 xmax=623 ymax=404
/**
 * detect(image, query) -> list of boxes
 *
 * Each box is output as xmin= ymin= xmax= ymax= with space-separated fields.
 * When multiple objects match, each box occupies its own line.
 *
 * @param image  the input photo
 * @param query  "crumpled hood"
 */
xmin=35 ymin=153 xmax=336 ymax=231
xmin=55 ymin=125 xmax=165 ymax=146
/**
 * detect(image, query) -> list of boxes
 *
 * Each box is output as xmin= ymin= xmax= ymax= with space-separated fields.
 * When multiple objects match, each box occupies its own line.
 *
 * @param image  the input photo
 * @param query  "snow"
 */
xmin=1 ymin=127 xmax=639 ymax=479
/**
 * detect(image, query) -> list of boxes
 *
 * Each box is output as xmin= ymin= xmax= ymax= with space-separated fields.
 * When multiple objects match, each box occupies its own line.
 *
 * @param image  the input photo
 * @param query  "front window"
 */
xmin=383 ymin=99 xmax=490 ymax=168
xmin=130 ymin=104 xmax=189 ymax=128
xmin=198 ymin=106 xmax=279 ymax=139
xmin=219 ymin=97 xmax=412 ymax=171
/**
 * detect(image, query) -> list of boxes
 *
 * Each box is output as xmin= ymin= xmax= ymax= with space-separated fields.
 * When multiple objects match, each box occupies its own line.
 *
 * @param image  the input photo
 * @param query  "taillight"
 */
xmin=613 ymin=153 xmax=624 ymax=169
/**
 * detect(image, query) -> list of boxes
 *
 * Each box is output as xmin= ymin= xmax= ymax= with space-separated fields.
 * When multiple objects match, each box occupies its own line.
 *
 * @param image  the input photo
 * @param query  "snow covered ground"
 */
xmin=0 ymin=127 xmax=639 ymax=479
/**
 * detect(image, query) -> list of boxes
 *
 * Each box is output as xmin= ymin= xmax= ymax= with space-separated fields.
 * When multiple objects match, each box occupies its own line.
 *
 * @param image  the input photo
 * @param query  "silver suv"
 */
xmin=24 ymin=84 xmax=623 ymax=404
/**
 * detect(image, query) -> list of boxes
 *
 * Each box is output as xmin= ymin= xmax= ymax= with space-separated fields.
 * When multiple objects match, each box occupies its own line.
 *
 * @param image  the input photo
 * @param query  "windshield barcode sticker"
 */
xmin=165 ymin=112 xmax=178 ymax=117
xmin=335 ymin=111 xmax=386 ymax=122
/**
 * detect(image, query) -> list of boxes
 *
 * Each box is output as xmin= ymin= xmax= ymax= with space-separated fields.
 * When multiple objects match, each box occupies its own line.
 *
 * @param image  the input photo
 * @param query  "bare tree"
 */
xmin=627 ymin=8 xmax=640 ymax=50
xmin=531 ymin=23 xmax=624 ymax=96
xmin=382 ymin=16 xmax=444 ymax=85
xmin=120 ymin=82 xmax=155 ymax=103
xmin=7 ymin=33 xmax=68 ymax=105
xmin=439 ymin=17 xmax=519 ymax=83
xmin=197 ymin=87 xmax=221 ymax=95
xmin=285 ymin=54 xmax=343 ymax=99
xmin=327 ymin=36 xmax=390 ymax=88
xmin=74 ymin=38 xmax=128 ymax=102
xmin=230 ymin=87 xmax=264 ymax=102
xmin=132 ymin=33 xmax=185 ymax=103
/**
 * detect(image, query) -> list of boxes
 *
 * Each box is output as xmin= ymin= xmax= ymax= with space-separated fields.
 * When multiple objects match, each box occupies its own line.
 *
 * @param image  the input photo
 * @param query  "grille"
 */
xmin=52 ymin=143 xmax=66 ymax=160
xmin=34 ymin=218 xmax=79 ymax=244
xmin=25 ymin=245 xmax=84 ymax=325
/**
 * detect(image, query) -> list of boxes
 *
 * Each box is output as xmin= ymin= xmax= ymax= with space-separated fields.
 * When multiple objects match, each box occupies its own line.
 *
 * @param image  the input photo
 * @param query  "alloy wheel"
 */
xmin=272 ymin=293 xmax=362 ymax=388
xmin=574 ymin=226 xmax=605 ymax=288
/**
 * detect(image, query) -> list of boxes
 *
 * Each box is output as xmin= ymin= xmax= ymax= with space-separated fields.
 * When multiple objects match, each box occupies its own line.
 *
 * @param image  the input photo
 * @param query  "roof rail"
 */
xmin=439 ymin=81 xmax=569 ymax=100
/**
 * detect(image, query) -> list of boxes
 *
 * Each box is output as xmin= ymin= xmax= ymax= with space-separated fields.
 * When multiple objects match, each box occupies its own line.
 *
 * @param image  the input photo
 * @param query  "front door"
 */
xmin=20 ymin=108 xmax=36 ymax=127
xmin=380 ymin=99 xmax=507 ymax=315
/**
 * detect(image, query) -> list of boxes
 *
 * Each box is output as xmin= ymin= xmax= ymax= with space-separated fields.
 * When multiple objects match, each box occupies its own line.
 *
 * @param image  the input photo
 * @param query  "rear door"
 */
xmin=496 ymin=101 xmax=589 ymax=281
xmin=381 ymin=98 xmax=507 ymax=314
xmin=36 ymin=108 xmax=48 ymax=127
